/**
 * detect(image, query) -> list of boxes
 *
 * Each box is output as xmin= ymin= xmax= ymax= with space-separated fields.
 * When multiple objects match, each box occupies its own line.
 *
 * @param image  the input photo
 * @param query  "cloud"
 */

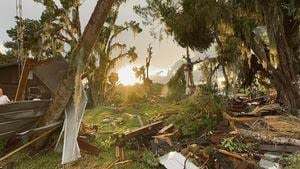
xmin=0 ymin=43 xmax=7 ymax=54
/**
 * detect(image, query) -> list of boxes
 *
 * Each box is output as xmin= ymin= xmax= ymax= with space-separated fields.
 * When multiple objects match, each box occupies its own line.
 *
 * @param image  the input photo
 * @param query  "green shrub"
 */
xmin=285 ymin=152 xmax=300 ymax=169
xmin=167 ymin=65 xmax=186 ymax=101
xmin=142 ymin=150 xmax=160 ymax=167
xmin=126 ymin=92 xmax=146 ymax=104
xmin=169 ymin=86 xmax=224 ymax=136
xmin=220 ymin=137 xmax=250 ymax=153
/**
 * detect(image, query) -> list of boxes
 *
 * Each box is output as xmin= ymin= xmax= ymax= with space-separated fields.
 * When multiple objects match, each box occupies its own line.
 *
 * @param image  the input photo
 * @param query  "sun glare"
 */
xmin=118 ymin=66 xmax=141 ymax=86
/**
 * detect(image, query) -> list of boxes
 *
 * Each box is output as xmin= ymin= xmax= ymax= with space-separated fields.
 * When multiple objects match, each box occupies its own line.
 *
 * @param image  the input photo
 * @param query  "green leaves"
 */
xmin=126 ymin=47 xmax=138 ymax=62
xmin=4 ymin=19 xmax=43 ymax=57
xmin=125 ymin=21 xmax=143 ymax=36
xmin=133 ymin=66 xmax=146 ymax=80
xmin=220 ymin=137 xmax=250 ymax=153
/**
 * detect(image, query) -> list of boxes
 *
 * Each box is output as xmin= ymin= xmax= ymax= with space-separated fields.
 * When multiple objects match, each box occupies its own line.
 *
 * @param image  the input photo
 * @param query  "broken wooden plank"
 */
xmin=242 ymin=96 xmax=266 ymax=104
xmin=223 ymin=112 xmax=258 ymax=123
xmin=122 ymin=121 xmax=163 ymax=140
xmin=159 ymin=124 xmax=174 ymax=134
xmin=103 ymin=159 xmax=119 ymax=169
xmin=77 ymin=138 xmax=100 ymax=155
xmin=115 ymin=160 xmax=133 ymax=166
xmin=258 ymin=144 xmax=300 ymax=153
xmin=218 ymin=149 xmax=246 ymax=161
xmin=115 ymin=146 xmax=125 ymax=161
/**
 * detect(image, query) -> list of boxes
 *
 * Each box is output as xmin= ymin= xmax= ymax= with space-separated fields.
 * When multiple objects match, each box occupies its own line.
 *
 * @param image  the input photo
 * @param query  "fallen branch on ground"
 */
xmin=238 ymin=129 xmax=300 ymax=146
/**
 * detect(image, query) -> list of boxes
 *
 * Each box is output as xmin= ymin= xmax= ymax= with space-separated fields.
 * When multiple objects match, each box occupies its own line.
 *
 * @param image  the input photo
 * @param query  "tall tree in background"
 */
xmin=5 ymin=19 xmax=43 ymax=58
xmin=34 ymin=0 xmax=82 ymax=59
xmin=5 ymin=0 xmax=82 ymax=60
xmin=0 ymin=52 xmax=17 ymax=64
xmin=134 ymin=0 xmax=237 ymax=95
xmin=133 ymin=66 xmax=146 ymax=81
xmin=145 ymin=44 xmax=153 ymax=80
xmin=87 ymin=2 xmax=142 ymax=106
xmin=136 ymin=0 xmax=300 ymax=115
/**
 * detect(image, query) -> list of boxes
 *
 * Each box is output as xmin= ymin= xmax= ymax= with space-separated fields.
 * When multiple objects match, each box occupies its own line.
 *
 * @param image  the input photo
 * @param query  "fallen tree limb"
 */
xmin=33 ymin=0 xmax=115 ymax=149
xmin=103 ymin=159 xmax=119 ymax=169
xmin=217 ymin=149 xmax=246 ymax=161
xmin=238 ymin=129 xmax=300 ymax=146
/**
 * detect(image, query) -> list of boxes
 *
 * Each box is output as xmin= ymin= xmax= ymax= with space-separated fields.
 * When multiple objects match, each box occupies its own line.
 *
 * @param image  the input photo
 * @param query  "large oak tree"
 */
xmin=34 ymin=0 xmax=115 ymax=149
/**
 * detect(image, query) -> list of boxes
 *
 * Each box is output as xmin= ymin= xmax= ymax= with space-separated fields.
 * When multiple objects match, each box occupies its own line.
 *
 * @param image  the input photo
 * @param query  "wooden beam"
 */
xmin=15 ymin=59 xmax=39 ymax=101
xmin=223 ymin=112 xmax=258 ymax=123
xmin=122 ymin=121 xmax=163 ymax=140
xmin=77 ymin=138 xmax=100 ymax=155
xmin=259 ymin=144 xmax=300 ymax=153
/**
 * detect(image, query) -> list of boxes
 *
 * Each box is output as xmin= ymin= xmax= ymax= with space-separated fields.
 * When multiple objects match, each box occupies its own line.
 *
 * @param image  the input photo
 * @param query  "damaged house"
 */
xmin=0 ymin=60 xmax=51 ymax=101
xmin=0 ymin=58 xmax=88 ymax=165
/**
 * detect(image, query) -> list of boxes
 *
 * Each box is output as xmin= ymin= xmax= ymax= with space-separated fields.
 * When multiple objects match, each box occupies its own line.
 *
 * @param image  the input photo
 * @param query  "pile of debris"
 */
xmin=109 ymin=95 xmax=300 ymax=169
xmin=183 ymin=95 xmax=300 ymax=169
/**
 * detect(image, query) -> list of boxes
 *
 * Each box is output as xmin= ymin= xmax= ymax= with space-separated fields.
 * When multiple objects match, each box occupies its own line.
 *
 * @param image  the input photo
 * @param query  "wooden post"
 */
xmin=15 ymin=59 xmax=38 ymax=101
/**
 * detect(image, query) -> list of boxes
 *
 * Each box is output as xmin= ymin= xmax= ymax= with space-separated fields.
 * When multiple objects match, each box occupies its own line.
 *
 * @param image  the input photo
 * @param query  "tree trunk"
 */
xmin=207 ymin=63 xmax=220 ymax=87
xmin=89 ymin=61 xmax=109 ymax=106
xmin=246 ymin=0 xmax=300 ymax=115
xmin=34 ymin=0 xmax=115 ymax=149
xmin=258 ymin=0 xmax=300 ymax=115
xmin=221 ymin=65 xmax=229 ymax=96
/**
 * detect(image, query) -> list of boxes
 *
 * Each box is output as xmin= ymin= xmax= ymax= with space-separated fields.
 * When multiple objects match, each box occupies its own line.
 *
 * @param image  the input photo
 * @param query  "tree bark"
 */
xmin=34 ymin=0 xmax=115 ymax=149
xmin=256 ymin=0 xmax=300 ymax=115
xmin=89 ymin=68 xmax=108 ymax=106
xmin=221 ymin=65 xmax=229 ymax=96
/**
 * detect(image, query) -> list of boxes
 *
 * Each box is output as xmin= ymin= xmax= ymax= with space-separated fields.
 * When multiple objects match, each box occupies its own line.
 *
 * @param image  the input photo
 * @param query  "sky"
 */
xmin=0 ymin=0 xmax=215 ymax=84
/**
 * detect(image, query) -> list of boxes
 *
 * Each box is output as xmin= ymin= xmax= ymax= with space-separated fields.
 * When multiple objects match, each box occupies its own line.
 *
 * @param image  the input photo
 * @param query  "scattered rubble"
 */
xmin=0 ymin=75 xmax=300 ymax=169
xmin=110 ymin=94 xmax=300 ymax=168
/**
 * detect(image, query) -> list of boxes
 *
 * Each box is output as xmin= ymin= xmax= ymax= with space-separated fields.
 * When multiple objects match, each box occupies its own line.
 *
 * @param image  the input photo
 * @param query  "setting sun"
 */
xmin=117 ymin=65 xmax=141 ymax=86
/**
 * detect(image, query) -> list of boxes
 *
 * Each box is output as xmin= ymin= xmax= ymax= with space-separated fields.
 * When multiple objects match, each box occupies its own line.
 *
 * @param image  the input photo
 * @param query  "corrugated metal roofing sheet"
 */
xmin=0 ymin=100 xmax=50 ymax=137
xmin=159 ymin=152 xmax=199 ymax=169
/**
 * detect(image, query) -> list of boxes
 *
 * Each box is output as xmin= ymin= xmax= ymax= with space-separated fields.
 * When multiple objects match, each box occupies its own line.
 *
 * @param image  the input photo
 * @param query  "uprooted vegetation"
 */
xmin=168 ymin=86 xmax=225 ymax=136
